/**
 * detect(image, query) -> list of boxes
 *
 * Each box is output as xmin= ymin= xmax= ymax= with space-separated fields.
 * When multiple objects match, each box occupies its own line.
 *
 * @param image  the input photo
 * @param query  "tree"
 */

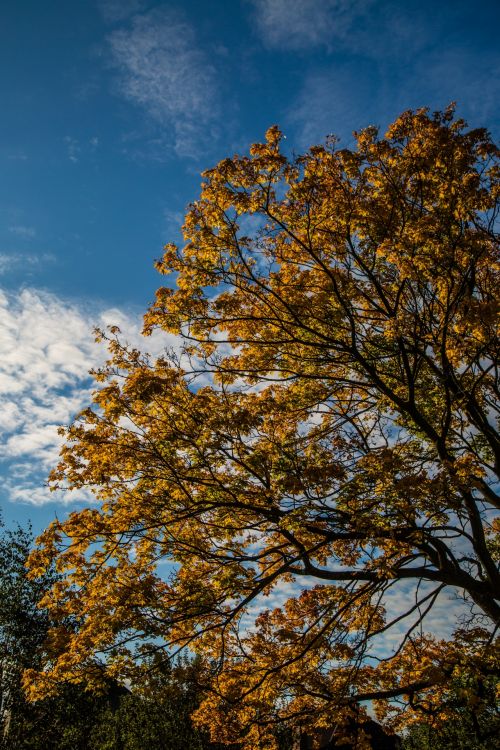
xmin=401 ymin=673 xmax=499 ymax=750
xmin=26 ymin=107 xmax=499 ymax=748
xmin=87 ymin=655 xmax=222 ymax=750
xmin=0 ymin=521 xmax=57 ymax=746
xmin=0 ymin=522 xmax=217 ymax=749
xmin=0 ymin=521 xmax=103 ymax=749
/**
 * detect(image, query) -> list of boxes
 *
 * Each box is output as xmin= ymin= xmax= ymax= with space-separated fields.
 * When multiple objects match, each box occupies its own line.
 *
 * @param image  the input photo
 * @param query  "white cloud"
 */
xmin=250 ymin=0 xmax=370 ymax=51
xmin=0 ymin=401 xmax=22 ymax=432
xmin=97 ymin=0 xmax=149 ymax=23
xmin=0 ymin=253 xmax=55 ymax=277
xmin=250 ymin=1 xmax=452 ymax=63
xmin=64 ymin=136 xmax=81 ymax=163
xmin=7 ymin=152 xmax=28 ymax=161
xmin=63 ymin=135 xmax=104 ymax=163
xmin=163 ymin=207 xmax=185 ymax=242
xmin=107 ymin=7 xmax=218 ymax=157
xmin=0 ymin=255 xmax=16 ymax=276
xmin=0 ymin=287 xmax=179 ymax=506
xmin=8 ymin=225 xmax=36 ymax=239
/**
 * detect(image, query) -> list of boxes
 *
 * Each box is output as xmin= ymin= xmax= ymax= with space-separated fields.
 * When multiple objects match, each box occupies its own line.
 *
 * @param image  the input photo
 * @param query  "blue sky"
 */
xmin=1 ymin=0 xmax=499 ymax=536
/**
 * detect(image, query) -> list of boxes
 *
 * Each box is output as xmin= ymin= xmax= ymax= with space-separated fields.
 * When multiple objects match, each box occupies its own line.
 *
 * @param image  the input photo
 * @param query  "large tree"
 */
xmin=26 ymin=107 xmax=499 ymax=748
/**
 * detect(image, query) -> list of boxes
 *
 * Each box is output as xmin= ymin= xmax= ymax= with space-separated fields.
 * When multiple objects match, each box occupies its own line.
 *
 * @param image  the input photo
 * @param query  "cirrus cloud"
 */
xmin=250 ymin=0 xmax=371 ymax=51
xmin=107 ymin=6 xmax=219 ymax=158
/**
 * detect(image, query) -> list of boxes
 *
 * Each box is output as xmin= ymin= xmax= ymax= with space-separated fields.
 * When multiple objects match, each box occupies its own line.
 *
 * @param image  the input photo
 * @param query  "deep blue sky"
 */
xmin=1 ymin=0 xmax=499 ymax=534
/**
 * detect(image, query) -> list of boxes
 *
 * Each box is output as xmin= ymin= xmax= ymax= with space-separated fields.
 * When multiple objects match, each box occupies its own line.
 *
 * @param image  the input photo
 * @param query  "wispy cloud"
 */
xmin=0 ymin=252 xmax=55 ymax=276
xmin=285 ymin=66 xmax=380 ymax=149
xmin=8 ymin=225 xmax=36 ymax=239
xmin=64 ymin=136 xmax=81 ymax=163
xmin=163 ymin=207 xmax=185 ymax=242
xmin=285 ymin=42 xmax=500 ymax=153
xmin=107 ymin=6 xmax=218 ymax=157
xmin=249 ymin=1 xmax=442 ymax=58
xmin=0 ymin=287 xmax=178 ymax=506
xmin=63 ymin=135 xmax=101 ymax=163
xmin=6 ymin=152 xmax=28 ymax=162
xmin=250 ymin=0 xmax=371 ymax=51
xmin=409 ymin=46 xmax=500 ymax=133
xmin=97 ymin=0 xmax=149 ymax=24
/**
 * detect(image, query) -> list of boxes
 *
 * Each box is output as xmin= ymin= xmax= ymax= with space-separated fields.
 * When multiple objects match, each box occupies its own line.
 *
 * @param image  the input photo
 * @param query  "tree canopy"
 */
xmin=26 ymin=107 xmax=499 ymax=749
xmin=0 ymin=522 xmax=218 ymax=750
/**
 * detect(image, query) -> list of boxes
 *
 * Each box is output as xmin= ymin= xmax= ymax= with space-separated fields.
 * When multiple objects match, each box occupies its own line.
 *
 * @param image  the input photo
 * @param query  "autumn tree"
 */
xmin=0 ymin=522 xmax=219 ymax=749
xmin=26 ymin=107 xmax=499 ymax=749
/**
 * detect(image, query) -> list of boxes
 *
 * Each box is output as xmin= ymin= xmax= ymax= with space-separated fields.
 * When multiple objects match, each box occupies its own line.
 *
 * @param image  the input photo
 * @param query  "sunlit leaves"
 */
xmin=26 ymin=108 xmax=499 ymax=748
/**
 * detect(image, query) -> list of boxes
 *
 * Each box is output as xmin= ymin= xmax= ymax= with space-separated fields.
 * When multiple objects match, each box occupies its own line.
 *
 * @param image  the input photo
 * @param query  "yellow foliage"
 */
xmin=24 ymin=107 xmax=499 ymax=748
